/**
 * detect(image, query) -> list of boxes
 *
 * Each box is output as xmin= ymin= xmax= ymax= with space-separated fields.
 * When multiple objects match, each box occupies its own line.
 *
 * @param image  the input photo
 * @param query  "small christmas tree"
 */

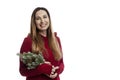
xmin=17 ymin=52 xmax=45 ymax=70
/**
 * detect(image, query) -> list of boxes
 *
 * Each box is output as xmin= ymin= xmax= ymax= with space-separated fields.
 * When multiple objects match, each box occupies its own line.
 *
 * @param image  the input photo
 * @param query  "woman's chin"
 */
xmin=39 ymin=27 xmax=48 ymax=31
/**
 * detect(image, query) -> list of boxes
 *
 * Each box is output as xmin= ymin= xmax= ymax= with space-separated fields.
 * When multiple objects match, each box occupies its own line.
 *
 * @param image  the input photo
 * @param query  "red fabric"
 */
xmin=19 ymin=33 xmax=64 ymax=80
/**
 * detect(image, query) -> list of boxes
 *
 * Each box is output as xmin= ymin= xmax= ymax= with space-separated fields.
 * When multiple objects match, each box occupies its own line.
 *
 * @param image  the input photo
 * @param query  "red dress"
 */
xmin=19 ymin=33 xmax=64 ymax=80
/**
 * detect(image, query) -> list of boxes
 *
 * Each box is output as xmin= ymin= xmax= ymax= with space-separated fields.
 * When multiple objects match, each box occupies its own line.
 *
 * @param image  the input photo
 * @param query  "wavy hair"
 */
xmin=30 ymin=7 xmax=62 ymax=61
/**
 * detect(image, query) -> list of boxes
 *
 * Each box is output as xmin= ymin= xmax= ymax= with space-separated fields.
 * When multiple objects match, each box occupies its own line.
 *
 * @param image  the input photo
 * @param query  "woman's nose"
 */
xmin=41 ymin=18 xmax=44 ymax=22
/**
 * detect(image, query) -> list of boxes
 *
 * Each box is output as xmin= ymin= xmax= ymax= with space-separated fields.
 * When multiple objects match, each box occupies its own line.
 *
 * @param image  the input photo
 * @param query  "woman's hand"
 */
xmin=51 ymin=66 xmax=59 ymax=74
xmin=45 ymin=65 xmax=59 ymax=79
xmin=42 ymin=61 xmax=59 ymax=79
xmin=49 ymin=66 xmax=59 ymax=79
xmin=39 ymin=61 xmax=51 ymax=65
xmin=49 ymin=72 xmax=58 ymax=79
xmin=44 ymin=61 xmax=51 ymax=65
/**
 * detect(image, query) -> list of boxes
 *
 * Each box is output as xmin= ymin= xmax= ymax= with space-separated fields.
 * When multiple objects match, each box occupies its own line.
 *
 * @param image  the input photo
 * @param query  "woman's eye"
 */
xmin=36 ymin=17 xmax=40 ymax=20
xmin=43 ymin=15 xmax=47 ymax=18
xmin=35 ymin=16 xmax=41 ymax=20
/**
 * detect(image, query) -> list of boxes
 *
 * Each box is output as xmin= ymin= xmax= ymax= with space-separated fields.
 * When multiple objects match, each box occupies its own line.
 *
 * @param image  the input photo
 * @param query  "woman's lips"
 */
xmin=40 ymin=24 xmax=46 ymax=27
xmin=40 ymin=23 xmax=47 ymax=27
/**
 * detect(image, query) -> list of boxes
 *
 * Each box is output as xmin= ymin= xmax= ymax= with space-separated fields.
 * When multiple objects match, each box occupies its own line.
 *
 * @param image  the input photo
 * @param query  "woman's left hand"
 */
xmin=49 ymin=66 xmax=59 ymax=78
xmin=51 ymin=66 xmax=59 ymax=74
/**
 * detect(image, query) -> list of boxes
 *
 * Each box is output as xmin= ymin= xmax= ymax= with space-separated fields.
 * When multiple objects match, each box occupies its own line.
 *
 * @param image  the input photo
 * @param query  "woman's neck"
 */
xmin=39 ymin=30 xmax=47 ymax=37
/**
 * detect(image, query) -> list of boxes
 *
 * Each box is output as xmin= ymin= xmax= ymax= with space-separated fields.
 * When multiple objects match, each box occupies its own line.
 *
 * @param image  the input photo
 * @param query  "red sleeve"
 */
xmin=56 ymin=59 xmax=64 ymax=74
xmin=54 ymin=32 xmax=65 ymax=74
xmin=19 ymin=36 xmax=52 ymax=77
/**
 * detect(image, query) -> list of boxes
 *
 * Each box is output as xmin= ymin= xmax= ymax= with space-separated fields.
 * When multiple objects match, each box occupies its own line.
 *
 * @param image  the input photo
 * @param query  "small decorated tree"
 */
xmin=17 ymin=52 xmax=45 ymax=69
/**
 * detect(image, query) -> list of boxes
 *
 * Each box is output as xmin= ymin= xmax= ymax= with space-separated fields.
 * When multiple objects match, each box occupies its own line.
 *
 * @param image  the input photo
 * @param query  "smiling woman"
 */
xmin=35 ymin=9 xmax=50 ymax=33
xmin=19 ymin=7 xmax=64 ymax=80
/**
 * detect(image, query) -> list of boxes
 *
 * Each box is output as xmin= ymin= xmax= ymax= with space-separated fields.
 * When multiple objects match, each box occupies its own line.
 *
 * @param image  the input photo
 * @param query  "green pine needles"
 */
xmin=17 ymin=52 xmax=45 ymax=70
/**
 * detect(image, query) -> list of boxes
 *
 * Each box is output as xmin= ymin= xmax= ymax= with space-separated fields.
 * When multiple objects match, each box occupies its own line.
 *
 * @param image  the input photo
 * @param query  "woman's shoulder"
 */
xmin=23 ymin=34 xmax=32 ymax=43
xmin=54 ymin=32 xmax=61 ymax=42
xmin=20 ymin=34 xmax=32 ymax=53
xmin=54 ymin=32 xmax=59 ymax=38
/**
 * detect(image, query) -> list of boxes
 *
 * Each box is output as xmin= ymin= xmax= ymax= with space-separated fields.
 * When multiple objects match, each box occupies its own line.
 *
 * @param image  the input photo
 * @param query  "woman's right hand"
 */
xmin=39 ymin=61 xmax=51 ymax=65
xmin=44 ymin=61 xmax=51 ymax=65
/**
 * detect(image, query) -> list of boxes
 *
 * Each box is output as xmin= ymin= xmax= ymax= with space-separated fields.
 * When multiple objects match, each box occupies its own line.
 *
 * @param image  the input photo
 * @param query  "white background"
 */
xmin=0 ymin=0 xmax=120 ymax=80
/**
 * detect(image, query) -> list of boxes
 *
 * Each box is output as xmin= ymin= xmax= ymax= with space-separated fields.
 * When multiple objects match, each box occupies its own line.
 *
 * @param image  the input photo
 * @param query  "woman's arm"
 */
xmin=56 ymin=58 xmax=64 ymax=74
xmin=19 ymin=37 xmax=52 ymax=77
xmin=55 ymin=33 xmax=65 ymax=74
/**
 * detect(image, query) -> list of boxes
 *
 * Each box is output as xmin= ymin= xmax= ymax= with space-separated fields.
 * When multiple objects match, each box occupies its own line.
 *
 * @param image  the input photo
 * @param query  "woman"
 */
xmin=19 ymin=7 xmax=64 ymax=80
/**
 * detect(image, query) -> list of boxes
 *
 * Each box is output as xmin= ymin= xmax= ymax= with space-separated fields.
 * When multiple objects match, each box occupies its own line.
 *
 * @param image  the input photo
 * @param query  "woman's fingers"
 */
xmin=51 ymin=66 xmax=59 ymax=75
xmin=46 ymin=66 xmax=59 ymax=79
xmin=44 ymin=61 xmax=51 ymax=65
xmin=54 ymin=66 xmax=59 ymax=70
xmin=50 ymin=73 xmax=58 ymax=79
xmin=52 ymin=66 xmax=59 ymax=72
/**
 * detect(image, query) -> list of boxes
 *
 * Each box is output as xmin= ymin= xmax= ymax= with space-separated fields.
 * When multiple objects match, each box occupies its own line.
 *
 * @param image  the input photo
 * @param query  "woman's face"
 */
xmin=35 ymin=10 xmax=50 ymax=31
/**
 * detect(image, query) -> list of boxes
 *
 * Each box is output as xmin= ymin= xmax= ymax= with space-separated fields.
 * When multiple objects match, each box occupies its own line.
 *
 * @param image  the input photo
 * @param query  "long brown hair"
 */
xmin=30 ymin=7 xmax=62 ymax=61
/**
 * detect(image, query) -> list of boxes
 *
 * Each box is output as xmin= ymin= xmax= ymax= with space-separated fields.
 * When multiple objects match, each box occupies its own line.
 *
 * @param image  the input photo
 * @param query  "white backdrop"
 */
xmin=0 ymin=0 xmax=120 ymax=80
